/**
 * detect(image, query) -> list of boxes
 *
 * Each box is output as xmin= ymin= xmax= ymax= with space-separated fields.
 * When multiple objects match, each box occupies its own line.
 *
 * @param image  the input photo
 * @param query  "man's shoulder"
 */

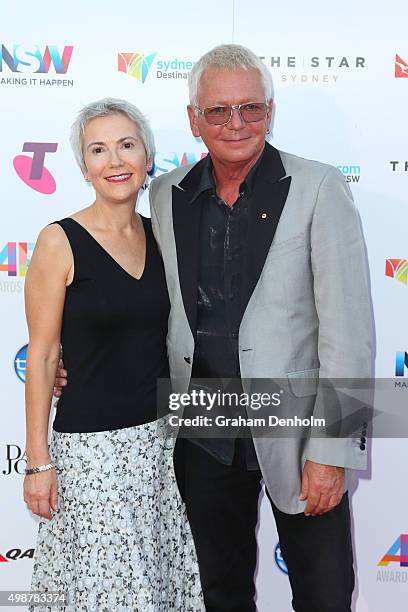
xmin=150 ymin=163 xmax=196 ymax=193
xmin=278 ymin=149 xmax=342 ymax=183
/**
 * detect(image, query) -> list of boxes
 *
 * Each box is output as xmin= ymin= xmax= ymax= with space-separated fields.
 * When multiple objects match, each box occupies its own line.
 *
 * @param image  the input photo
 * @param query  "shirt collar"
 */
xmin=188 ymin=145 xmax=267 ymax=203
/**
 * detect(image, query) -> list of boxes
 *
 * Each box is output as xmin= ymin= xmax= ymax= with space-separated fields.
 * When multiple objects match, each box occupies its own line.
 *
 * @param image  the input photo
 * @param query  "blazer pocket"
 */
xmin=287 ymin=367 xmax=319 ymax=397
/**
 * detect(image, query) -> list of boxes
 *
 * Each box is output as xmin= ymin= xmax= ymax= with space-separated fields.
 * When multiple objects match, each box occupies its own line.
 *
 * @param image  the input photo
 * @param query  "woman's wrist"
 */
xmin=26 ymin=450 xmax=52 ymax=468
xmin=25 ymin=462 xmax=54 ymax=476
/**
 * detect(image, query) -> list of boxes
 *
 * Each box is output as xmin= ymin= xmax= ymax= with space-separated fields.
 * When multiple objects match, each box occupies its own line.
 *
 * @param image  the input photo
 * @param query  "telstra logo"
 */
xmin=274 ymin=543 xmax=288 ymax=574
xmin=13 ymin=142 xmax=58 ymax=194
xmin=0 ymin=44 xmax=73 ymax=74
xmin=14 ymin=345 xmax=28 ymax=383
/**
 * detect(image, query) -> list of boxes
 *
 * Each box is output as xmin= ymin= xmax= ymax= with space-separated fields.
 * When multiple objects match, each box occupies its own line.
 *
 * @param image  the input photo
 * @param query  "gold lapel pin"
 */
xmin=261 ymin=213 xmax=267 ymax=219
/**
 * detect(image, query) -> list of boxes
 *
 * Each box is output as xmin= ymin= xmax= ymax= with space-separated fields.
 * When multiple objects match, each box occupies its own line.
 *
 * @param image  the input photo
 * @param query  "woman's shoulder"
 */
xmin=34 ymin=221 xmax=74 ymax=262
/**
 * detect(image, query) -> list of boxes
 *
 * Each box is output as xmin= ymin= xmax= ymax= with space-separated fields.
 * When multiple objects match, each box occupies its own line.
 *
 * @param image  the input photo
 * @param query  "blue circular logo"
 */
xmin=274 ymin=542 xmax=288 ymax=574
xmin=14 ymin=345 xmax=28 ymax=383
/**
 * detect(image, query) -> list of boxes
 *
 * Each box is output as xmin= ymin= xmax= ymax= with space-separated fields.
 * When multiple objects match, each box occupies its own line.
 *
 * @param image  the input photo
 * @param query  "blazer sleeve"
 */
xmin=148 ymin=178 xmax=162 ymax=256
xmin=304 ymin=166 xmax=373 ymax=469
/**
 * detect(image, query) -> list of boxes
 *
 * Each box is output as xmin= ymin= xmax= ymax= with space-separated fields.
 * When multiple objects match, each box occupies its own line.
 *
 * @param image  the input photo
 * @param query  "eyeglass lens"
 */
xmin=204 ymin=103 xmax=267 ymax=125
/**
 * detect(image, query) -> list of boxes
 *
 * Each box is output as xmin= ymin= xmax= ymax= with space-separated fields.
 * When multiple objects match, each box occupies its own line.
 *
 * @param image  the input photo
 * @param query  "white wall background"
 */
xmin=1 ymin=1 xmax=407 ymax=610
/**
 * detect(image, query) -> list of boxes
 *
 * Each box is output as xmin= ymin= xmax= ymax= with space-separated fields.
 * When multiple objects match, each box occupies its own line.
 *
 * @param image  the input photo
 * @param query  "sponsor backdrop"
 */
xmin=1 ymin=1 xmax=407 ymax=610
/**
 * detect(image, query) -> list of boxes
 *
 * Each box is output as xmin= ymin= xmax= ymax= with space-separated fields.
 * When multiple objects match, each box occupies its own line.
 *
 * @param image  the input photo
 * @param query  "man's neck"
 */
xmin=211 ymin=148 xmax=264 ymax=207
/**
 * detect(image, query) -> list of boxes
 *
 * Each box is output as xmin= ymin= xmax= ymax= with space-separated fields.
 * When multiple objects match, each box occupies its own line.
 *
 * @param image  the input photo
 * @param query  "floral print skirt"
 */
xmin=30 ymin=416 xmax=204 ymax=611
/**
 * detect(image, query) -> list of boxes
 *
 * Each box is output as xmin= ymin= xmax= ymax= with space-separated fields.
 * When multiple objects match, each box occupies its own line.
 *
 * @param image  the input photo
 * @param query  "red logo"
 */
xmin=395 ymin=54 xmax=408 ymax=78
xmin=0 ymin=554 xmax=8 ymax=562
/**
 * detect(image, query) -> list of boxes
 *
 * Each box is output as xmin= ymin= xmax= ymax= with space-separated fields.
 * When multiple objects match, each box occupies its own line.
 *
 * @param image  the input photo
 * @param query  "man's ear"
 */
xmin=266 ymin=98 xmax=273 ymax=130
xmin=187 ymin=105 xmax=201 ymax=138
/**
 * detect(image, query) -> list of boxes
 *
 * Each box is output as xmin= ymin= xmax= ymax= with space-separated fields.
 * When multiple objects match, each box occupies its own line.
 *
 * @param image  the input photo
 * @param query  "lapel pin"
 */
xmin=261 ymin=213 xmax=267 ymax=219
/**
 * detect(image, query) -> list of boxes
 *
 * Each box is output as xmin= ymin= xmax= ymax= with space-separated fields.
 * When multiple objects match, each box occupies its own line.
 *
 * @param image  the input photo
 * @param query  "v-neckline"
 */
xmin=67 ymin=216 xmax=148 ymax=282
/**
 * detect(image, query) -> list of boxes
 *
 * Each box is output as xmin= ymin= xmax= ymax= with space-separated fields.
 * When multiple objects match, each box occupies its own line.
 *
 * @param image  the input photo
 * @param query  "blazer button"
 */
xmin=360 ymin=443 xmax=366 ymax=451
xmin=184 ymin=357 xmax=191 ymax=364
xmin=360 ymin=437 xmax=366 ymax=444
xmin=361 ymin=430 xmax=367 ymax=437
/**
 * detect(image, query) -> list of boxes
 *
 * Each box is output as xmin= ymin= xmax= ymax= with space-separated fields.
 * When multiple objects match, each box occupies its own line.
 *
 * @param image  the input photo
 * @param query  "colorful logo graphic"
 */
xmin=152 ymin=151 xmax=208 ymax=177
xmin=395 ymin=352 xmax=408 ymax=377
xmin=395 ymin=54 xmax=408 ymax=78
xmin=385 ymin=259 xmax=408 ymax=286
xmin=14 ymin=142 xmax=57 ymax=194
xmin=0 ymin=242 xmax=34 ymax=277
xmin=274 ymin=543 xmax=288 ymax=574
xmin=118 ymin=52 xmax=157 ymax=83
xmin=378 ymin=535 xmax=408 ymax=567
xmin=14 ymin=345 xmax=28 ymax=383
xmin=0 ymin=44 xmax=73 ymax=74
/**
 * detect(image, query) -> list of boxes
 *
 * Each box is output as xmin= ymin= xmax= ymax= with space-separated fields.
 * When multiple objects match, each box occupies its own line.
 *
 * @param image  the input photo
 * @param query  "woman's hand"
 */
xmin=23 ymin=469 xmax=58 ymax=520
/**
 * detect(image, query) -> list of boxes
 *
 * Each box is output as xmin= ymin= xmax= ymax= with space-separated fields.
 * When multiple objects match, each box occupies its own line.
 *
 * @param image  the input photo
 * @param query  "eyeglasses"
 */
xmin=195 ymin=102 xmax=268 ymax=126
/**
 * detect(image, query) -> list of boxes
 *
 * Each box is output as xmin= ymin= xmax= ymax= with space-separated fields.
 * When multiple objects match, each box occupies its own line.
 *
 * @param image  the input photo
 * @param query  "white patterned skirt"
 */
xmin=30 ymin=416 xmax=204 ymax=611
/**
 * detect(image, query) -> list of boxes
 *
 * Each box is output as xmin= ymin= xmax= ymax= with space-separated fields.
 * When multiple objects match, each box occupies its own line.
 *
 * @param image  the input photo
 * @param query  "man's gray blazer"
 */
xmin=149 ymin=143 xmax=372 ymax=514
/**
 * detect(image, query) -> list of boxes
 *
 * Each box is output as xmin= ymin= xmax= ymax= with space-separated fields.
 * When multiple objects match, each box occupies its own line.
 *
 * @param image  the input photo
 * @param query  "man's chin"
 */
xmin=214 ymin=144 xmax=263 ymax=165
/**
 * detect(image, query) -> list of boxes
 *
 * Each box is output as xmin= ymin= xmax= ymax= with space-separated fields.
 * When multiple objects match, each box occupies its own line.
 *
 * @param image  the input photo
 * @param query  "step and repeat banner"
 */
xmin=1 ymin=1 xmax=407 ymax=610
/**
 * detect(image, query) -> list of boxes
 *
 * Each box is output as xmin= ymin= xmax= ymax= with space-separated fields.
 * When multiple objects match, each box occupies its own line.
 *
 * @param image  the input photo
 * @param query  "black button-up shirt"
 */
xmin=189 ymin=150 xmax=266 ymax=470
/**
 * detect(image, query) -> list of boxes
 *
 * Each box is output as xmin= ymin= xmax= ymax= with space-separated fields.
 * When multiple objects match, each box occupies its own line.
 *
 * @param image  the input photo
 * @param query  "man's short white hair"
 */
xmin=70 ymin=97 xmax=155 ymax=173
xmin=188 ymin=43 xmax=273 ymax=106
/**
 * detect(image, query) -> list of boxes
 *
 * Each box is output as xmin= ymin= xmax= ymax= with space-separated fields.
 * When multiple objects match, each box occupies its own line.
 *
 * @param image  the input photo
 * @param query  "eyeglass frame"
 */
xmin=194 ymin=101 xmax=270 ymax=126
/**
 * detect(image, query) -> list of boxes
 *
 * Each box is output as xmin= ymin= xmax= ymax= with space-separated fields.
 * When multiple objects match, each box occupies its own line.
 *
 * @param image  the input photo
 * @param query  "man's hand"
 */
xmin=299 ymin=460 xmax=345 ymax=516
xmin=53 ymin=358 xmax=67 ymax=406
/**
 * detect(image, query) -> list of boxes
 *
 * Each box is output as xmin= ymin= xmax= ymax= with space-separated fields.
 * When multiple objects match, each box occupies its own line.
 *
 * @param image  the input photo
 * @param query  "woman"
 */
xmin=23 ymin=98 xmax=204 ymax=611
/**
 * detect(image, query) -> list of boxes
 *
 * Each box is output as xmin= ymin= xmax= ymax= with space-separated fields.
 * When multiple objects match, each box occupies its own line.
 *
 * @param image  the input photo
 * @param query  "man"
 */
xmin=55 ymin=44 xmax=372 ymax=611
xmin=149 ymin=44 xmax=372 ymax=612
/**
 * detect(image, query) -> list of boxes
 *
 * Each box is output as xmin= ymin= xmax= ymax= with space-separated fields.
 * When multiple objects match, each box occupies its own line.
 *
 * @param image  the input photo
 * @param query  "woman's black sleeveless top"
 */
xmin=52 ymin=216 xmax=170 ymax=433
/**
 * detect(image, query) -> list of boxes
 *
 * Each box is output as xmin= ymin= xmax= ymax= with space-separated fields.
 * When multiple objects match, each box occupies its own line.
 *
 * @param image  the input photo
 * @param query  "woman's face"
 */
xmin=82 ymin=112 xmax=151 ymax=205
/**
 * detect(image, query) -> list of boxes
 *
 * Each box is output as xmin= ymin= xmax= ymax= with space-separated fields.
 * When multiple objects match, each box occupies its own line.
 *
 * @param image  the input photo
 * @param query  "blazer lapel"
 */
xmin=242 ymin=144 xmax=292 ymax=317
xmin=172 ymin=160 xmax=207 ymax=337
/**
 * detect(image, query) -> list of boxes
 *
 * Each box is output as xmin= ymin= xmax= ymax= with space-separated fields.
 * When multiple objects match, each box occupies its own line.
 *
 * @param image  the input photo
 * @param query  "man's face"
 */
xmin=187 ymin=67 xmax=272 ymax=167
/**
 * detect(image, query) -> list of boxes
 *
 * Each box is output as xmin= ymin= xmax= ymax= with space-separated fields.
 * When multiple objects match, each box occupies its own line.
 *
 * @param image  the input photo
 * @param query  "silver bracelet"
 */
xmin=25 ymin=462 xmax=54 ymax=475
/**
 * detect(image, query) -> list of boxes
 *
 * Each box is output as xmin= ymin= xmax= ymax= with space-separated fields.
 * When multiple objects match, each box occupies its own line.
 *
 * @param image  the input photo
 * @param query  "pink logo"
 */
xmin=13 ymin=142 xmax=58 ymax=194
xmin=395 ymin=54 xmax=408 ymax=78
